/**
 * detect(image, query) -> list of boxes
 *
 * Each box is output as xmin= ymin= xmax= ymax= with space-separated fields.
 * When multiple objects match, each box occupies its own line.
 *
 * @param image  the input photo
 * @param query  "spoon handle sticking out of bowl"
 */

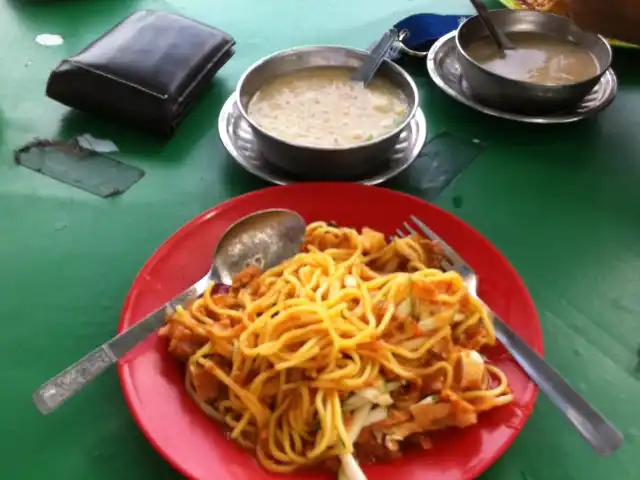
xmin=351 ymin=29 xmax=399 ymax=87
xmin=468 ymin=0 xmax=514 ymax=51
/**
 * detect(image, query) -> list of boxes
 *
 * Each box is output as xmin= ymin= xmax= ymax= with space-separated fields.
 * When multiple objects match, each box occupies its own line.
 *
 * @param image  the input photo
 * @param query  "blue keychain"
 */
xmin=389 ymin=13 xmax=472 ymax=59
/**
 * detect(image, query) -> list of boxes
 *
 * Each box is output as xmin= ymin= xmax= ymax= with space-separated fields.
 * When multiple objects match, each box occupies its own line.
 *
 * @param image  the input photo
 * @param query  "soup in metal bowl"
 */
xmin=247 ymin=67 xmax=409 ymax=148
xmin=464 ymin=31 xmax=600 ymax=86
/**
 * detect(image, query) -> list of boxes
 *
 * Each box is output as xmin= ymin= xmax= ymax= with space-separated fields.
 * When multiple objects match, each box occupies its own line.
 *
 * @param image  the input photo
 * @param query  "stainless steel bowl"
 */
xmin=235 ymin=46 xmax=419 ymax=180
xmin=456 ymin=10 xmax=613 ymax=114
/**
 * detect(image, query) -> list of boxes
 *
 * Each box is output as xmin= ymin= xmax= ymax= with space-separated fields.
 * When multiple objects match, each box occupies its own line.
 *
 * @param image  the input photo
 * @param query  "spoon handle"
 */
xmin=32 ymin=279 xmax=207 ymax=414
xmin=351 ymin=29 xmax=399 ymax=87
xmin=468 ymin=0 xmax=513 ymax=50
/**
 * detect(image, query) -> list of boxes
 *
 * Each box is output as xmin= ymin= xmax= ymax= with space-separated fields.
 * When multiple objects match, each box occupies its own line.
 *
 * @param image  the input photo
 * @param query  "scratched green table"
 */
xmin=1 ymin=0 xmax=639 ymax=478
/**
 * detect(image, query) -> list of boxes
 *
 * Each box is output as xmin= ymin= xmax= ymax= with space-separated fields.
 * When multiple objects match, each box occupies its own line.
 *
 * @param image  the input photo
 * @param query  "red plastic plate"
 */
xmin=118 ymin=183 xmax=542 ymax=480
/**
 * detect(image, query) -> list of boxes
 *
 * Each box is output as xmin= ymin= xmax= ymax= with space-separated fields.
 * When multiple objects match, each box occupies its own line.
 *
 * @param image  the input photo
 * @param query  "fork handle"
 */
xmin=493 ymin=317 xmax=623 ymax=455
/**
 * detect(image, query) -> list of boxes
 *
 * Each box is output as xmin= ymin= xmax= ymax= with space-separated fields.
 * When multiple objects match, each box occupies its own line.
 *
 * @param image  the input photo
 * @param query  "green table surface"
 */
xmin=1 ymin=0 xmax=639 ymax=478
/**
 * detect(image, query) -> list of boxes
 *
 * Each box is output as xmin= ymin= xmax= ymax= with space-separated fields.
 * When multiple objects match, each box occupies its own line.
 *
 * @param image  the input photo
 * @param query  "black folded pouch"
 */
xmin=46 ymin=10 xmax=236 ymax=137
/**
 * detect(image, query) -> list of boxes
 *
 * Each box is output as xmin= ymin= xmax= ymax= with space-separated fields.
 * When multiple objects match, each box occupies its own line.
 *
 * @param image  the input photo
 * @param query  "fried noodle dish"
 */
xmin=159 ymin=222 xmax=512 ymax=477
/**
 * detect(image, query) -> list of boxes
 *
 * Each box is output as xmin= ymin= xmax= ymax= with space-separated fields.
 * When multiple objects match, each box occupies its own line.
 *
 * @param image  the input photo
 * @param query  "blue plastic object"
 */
xmin=392 ymin=13 xmax=471 ymax=56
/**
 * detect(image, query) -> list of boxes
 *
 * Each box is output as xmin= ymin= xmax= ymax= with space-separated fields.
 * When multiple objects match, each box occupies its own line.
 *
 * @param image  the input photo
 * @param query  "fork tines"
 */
xmin=395 ymin=215 xmax=466 ymax=271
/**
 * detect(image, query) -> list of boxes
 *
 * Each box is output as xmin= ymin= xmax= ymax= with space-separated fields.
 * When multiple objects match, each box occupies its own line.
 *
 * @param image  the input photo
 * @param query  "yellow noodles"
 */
xmin=160 ymin=222 xmax=512 ymax=473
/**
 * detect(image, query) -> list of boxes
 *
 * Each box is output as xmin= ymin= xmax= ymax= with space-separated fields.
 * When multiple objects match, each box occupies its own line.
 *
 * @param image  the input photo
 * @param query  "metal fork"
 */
xmin=396 ymin=215 xmax=623 ymax=456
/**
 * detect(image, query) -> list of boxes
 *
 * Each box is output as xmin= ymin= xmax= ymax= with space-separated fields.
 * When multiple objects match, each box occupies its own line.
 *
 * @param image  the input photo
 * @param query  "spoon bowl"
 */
xmin=213 ymin=209 xmax=307 ymax=285
xmin=33 ymin=209 xmax=306 ymax=414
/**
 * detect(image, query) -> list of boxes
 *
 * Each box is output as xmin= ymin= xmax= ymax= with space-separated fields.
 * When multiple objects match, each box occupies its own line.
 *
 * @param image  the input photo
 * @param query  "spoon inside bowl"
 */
xmin=351 ymin=29 xmax=403 ymax=87
xmin=468 ymin=0 xmax=514 ymax=52
xmin=32 ymin=209 xmax=307 ymax=414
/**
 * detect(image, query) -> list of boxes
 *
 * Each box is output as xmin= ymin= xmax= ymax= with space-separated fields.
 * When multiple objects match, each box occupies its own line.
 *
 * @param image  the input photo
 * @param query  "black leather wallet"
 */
xmin=46 ymin=10 xmax=236 ymax=137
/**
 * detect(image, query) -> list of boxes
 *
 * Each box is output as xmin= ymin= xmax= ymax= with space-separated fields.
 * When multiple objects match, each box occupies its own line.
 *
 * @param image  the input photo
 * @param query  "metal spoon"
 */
xmin=468 ymin=0 xmax=514 ymax=51
xmin=33 ymin=209 xmax=307 ymax=414
xmin=352 ymin=29 xmax=406 ymax=87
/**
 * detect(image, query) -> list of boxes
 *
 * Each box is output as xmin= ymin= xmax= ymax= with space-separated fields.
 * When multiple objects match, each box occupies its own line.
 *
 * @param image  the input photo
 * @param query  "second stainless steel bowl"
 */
xmin=456 ymin=10 xmax=613 ymax=114
xmin=235 ymin=46 xmax=419 ymax=181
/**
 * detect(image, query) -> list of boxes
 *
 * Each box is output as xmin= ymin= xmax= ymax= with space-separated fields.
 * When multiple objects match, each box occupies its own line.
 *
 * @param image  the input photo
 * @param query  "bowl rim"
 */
xmin=456 ymin=10 xmax=613 ymax=90
xmin=234 ymin=44 xmax=420 ymax=152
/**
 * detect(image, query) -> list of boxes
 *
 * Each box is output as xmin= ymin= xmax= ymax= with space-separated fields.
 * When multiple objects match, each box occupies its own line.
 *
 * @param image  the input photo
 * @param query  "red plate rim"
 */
xmin=117 ymin=183 xmax=542 ymax=480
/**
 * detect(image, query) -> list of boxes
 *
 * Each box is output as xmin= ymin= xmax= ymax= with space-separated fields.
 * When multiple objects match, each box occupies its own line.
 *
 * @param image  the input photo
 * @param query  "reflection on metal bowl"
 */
xmin=235 ymin=46 xmax=419 ymax=181
xmin=456 ymin=10 xmax=612 ymax=114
